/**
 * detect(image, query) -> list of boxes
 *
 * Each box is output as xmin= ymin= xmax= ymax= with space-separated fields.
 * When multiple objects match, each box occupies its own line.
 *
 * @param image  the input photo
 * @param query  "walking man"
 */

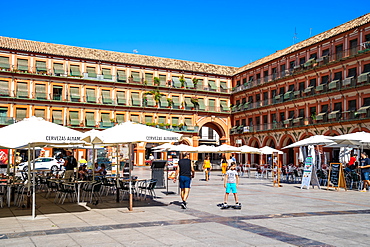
xmin=64 ymin=150 xmax=77 ymax=180
xmin=173 ymin=153 xmax=194 ymax=209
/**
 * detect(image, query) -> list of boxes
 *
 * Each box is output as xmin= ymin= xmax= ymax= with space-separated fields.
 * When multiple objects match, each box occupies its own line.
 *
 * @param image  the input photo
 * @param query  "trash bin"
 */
xmin=151 ymin=160 xmax=167 ymax=189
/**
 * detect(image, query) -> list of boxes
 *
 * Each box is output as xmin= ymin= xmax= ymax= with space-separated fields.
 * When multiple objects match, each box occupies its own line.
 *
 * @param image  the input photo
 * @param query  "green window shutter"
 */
xmin=208 ymin=80 xmax=217 ymax=90
xmin=185 ymin=78 xmax=194 ymax=88
xmin=184 ymin=118 xmax=192 ymax=126
xmin=70 ymin=65 xmax=80 ymax=76
xmin=85 ymin=112 xmax=95 ymax=127
xmin=17 ymin=82 xmax=28 ymax=98
xmin=131 ymin=71 xmax=141 ymax=83
xmin=52 ymin=110 xmax=63 ymax=124
xmin=36 ymin=61 xmax=47 ymax=72
xmin=102 ymin=90 xmax=112 ymax=104
xmin=70 ymin=87 xmax=80 ymax=102
xmin=0 ymin=80 xmax=9 ymax=96
xmin=146 ymin=94 xmax=156 ymax=106
xmin=172 ymin=77 xmax=181 ymax=88
xmin=0 ymin=56 xmax=10 ymax=69
xmin=145 ymin=115 xmax=152 ymax=123
xmin=130 ymin=114 xmax=140 ymax=123
xmin=220 ymin=81 xmax=227 ymax=89
xmin=69 ymin=111 xmax=79 ymax=126
xmin=17 ymin=59 xmax=28 ymax=71
xmin=220 ymin=101 xmax=230 ymax=111
xmin=131 ymin=92 xmax=141 ymax=106
xmin=117 ymin=70 xmax=126 ymax=82
xmin=198 ymin=98 xmax=205 ymax=110
xmin=172 ymin=96 xmax=180 ymax=108
xmin=159 ymin=75 xmax=167 ymax=86
xmin=158 ymin=116 xmax=166 ymax=124
xmin=86 ymin=89 xmax=96 ymax=103
xmin=101 ymin=113 xmax=111 ymax=127
xmin=16 ymin=108 xmax=27 ymax=121
xmin=171 ymin=117 xmax=179 ymax=125
xmin=184 ymin=97 xmax=193 ymax=109
xmin=145 ymin=73 xmax=153 ymax=85
xmin=208 ymin=99 xmax=216 ymax=111
xmin=86 ymin=67 xmax=97 ymax=78
xmin=196 ymin=79 xmax=204 ymax=89
xmin=116 ymin=91 xmax=126 ymax=105
xmin=34 ymin=109 xmax=45 ymax=118
xmin=53 ymin=63 xmax=64 ymax=74
xmin=159 ymin=97 xmax=168 ymax=108
xmin=102 ymin=68 xmax=112 ymax=80
xmin=35 ymin=84 xmax=47 ymax=99
xmin=116 ymin=114 xmax=125 ymax=123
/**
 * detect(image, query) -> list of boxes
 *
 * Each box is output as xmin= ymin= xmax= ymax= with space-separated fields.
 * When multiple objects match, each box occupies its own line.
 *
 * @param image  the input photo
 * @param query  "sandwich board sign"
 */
xmin=301 ymin=156 xmax=320 ymax=189
xmin=327 ymin=163 xmax=346 ymax=191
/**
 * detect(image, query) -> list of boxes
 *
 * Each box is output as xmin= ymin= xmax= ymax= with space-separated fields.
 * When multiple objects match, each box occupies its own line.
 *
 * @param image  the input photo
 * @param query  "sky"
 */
xmin=1 ymin=0 xmax=368 ymax=67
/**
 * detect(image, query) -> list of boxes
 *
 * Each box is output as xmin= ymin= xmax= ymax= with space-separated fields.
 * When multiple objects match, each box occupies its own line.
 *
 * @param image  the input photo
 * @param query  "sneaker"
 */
xmin=221 ymin=203 xmax=228 ymax=209
xmin=181 ymin=202 xmax=187 ymax=209
xmin=359 ymin=189 xmax=367 ymax=192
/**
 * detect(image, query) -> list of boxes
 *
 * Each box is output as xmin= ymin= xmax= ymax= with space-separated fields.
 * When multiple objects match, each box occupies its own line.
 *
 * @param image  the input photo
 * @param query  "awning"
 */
xmin=52 ymin=110 xmax=63 ymax=124
xmin=86 ymin=89 xmax=96 ymax=103
xmin=342 ymin=76 xmax=353 ymax=86
xmin=102 ymin=68 xmax=112 ymax=80
xmin=172 ymin=97 xmax=180 ymax=107
xmin=70 ymin=87 xmax=80 ymax=101
xmin=0 ymin=56 xmax=10 ymax=69
xmin=208 ymin=80 xmax=217 ymax=90
xmin=116 ymin=114 xmax=125 ymax=123
xmin=131 ymin=72 xmax=141 ymax=83
xmin=220 ymin=101 xmax=230 ymax=111
xmin=316 ymin=112 xmax=327 ymax=120
xmin=17 ymin=82 xmax=28 ymax=98
xmin=274 ymin=95 xmax=281 ymax=100
xmin=17 ymin=59 xmax=28 ymax=71
xmin=146 ymin=94 xmax=156 ymax=107
xmin=53 ymin=63 xmax=64 ymax=74
xmin=328 ymin=110 xmax=340 ymax=119
xmin=184 ymin=97 xmax=193 ymax=109
xmin=185 ymin=78 xmax=194 ymax=88
xmin=117 ymin=70 xmax=126 ymax=82
xmin=159 ymin=97 xmax=168 ymax=108
xmin=172 ymin=77 xmax=182 ymax=88
xmin=316 ymin=84 xmax=325 ymax=91
xmin=130 ymin=115 xmax=140 ymax=123
xmin=220 ymin=81 xmax=227 ymax=89
xmin=145 ymin=73 xmax=153 ymax=85
xmin=102 ymin=90 xmax=113 ymax=104
xmin=70 ymin=65 xmax=80 ymax=76
xmin=292 ymin=117 xmax=302 ymax=123
xmin=86 ymin=67 xmax=97 ymax=78
xmin=356 ymin=105 xmax=370 ymax=114
xmin=36 ymin=61 xmax=47 ymax=72
xmin=283 ymin=119 xmax=292 ymax=124
xmin=328 ymin=80 xmax=339 ymax=90
xmin=101 ymin=113 xmax=111 ymax=127
xmin=69 ymin=111 xmax=79 ymax=126
xmin=131 ymin=93 xmax=141 ymax=106
xmin=304 ymin=86 xmax=314 ymax=93
xmin=283 ymin=91 xmax=293 ymax=100
xmin=358 ymin=72 xmax=370 ymax=83
xmin=85 ymin=112 xmax=95 ymax=127
xmin=34 ymin=109 xmax=45 ymax=118
xmin=35 ymin=84 xmax=46 ymax=99
xmin=198 ymin=98 xmax=205 ymax=110
xmin=116 ymin=91 xmax=126 ymax=105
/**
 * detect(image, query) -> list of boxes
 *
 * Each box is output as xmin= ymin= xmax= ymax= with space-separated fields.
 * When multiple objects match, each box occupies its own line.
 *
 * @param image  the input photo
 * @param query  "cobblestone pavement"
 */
xmin=0 ymin=166 xmax=369 ymax=246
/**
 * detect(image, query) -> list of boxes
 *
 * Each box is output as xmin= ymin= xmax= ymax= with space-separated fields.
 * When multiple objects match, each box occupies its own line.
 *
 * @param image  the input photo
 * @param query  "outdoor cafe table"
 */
xmin=63 ymin=180 xmax=91 ymax=204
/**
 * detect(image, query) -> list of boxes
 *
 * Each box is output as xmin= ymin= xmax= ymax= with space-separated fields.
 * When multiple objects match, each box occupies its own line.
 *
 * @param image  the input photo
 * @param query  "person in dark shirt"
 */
xmin=173 ymin=153 xmax=194 ymax=209
xmin=359 ymin=152 xmax=370 ymax=192
xmin=64 ymin=150 xmax=77 ymax=180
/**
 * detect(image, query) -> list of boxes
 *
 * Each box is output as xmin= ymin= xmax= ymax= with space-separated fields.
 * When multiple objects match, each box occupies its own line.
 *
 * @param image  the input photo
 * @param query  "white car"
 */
xmin=18 ymin=157 xmax=61 ymax=172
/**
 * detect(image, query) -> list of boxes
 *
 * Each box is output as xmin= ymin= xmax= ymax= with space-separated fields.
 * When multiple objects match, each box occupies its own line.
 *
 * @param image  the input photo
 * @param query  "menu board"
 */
xmin=327 ymin=163 xmax=346 ymax=190
xmin=301 ymin=156 xmax=313 ymax=189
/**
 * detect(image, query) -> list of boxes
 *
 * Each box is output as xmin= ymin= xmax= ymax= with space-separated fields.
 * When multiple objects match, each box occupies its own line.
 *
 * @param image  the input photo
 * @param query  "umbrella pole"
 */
xmin=32 ymin=145 xmax=36 ymax=219
xmin=129 ymin=143 xmax=133 ymax=211
xmin=92 ymin=144 xmax=95 ymax=181
xmin=116 ymin=144 xmax=120 ymax=203
xmin=6 ymin=148 xmax=10 ymax=175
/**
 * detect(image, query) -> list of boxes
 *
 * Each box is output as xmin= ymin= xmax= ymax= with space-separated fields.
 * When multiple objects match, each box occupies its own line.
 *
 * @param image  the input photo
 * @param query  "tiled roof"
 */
xmin=235 ymin=13 xmax=370 ymax=75
xmin=0 ymin=36 xmax=237 ymax=76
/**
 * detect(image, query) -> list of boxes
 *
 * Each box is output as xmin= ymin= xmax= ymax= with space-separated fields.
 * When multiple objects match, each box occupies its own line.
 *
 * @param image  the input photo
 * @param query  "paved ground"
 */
xmin=0 ymin=166 xmax=369 ymax=246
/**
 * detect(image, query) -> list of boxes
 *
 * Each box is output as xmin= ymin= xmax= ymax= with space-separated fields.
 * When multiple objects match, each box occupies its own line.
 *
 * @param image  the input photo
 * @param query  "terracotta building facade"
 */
xmin=0 ymin=13 xmax=370 ymax=166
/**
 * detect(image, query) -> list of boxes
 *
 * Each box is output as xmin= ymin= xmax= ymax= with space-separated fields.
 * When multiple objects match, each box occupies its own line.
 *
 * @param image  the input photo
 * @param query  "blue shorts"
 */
xmin=361 ymin=172 xmax=370 ymax=181
xmin=226 ymin=183 xmax=237 ymax=194
xmin=179 ymin=176 xmax=192 ymax=188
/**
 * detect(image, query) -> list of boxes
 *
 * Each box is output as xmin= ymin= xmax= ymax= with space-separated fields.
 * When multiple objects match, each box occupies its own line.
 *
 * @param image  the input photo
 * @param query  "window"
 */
xmin=130 ymin=114 xmax=140 ymax=123
xmin=52 ymin=110 xmax=63 ymax=125
xmin=172 ymin=96 xmax=180 ymax=108
xmin=131 ymin=92 xmax=141 ymax=106
xmin=53 ymin=63 xmax=64 ymax=75
xmin=309 ymin=53 xmax=317 ymax=59
xmin=70 ymin=65 xmax=80 ymax=77
xmin=279 ymin=112 xmax=285 ymax=121
xmin=171 ymin=117 xmax=179 ymax=125
xmin=36 ymin=61 xmax=47 ymax=73
xmin=364 ymin=63 xmax=370 ymax=73
xmin=86 ymin=67 xmax=97 ymax=78
xmin=17 ymin=82 xmax=28 ymax=98
xmin=321 ymin=104 xmax=328 ymax=113
xmin=102 ymin=90 xmax=112 ymax=104
xmin=0 ymin=56 xmax=10 ymax=70
xmin=184 ymin=118 xmax=192 ymax=127
xmin=309 ymin=78 xmax=316 ymax=87
xmin=70 ymin=87 xmax=80 ymax=102
xmin=101 ymin=113 xmax=111 ymax=127
xmin=348 ymin=68 xmax=357 ymax=78
xmin=69 ymin=111 xmax=79 ymax=126
xmin=86 ymin=88 xmax=96 ymax=103
xmin=117 ymin=70 xmax=126 ymax=82
xmin=16 ymin=108 xmax=27 ymax=121
xmin=236 ymin=80 xmax=240 ymax=87
xmin=116 ymin=114 xmax=125 ymax=123
xmin=85 ymin=112 xmax=95 ymax=127
xmin=208 ymin=99 xmax=215 ymax=111
xmin=34 ymin=109 xmax=45 ymax=119
xmin=0 ymin=80 xmax=9 ymax=96
xmin=116 ymin=91 xmax=126 ymax=105
xmin=131 ymin=71 xmax=141 ymax=83
xmin=208 ymin=80 xmax=217 ymax=91
xmin=145 ymin=115 xmax=152 ymax=124
xmin=299 ymin=57 xmax=306 ymax=65
xmin=102 ymin=68 xmax=112 ymax=80
xmin=334 ymin=102 xmax=342 ymax=111
xmin=17 ymin=59 xmax=28 ymax=71
xmin=348 ymin=100 xmax=357 ymax=111
xmin=159 ymin=75 xmax=167 ymax=86
xmin=321 ymin=75 xmax=329 ymax=84
xmin=35 ymin=84 xmax=47 ymax=99
xmin=280 ymin=64 xmax=286 ymax=76
xmin=349 ymin=39 xmax=358 ymax=55
xmin=158 ymin=116 xmax=166 ymax=124
xmin=145 ymin=73 xmax=153 ymax=85
xmin=335 ymin=44 xmax=343 ymax=59
xmin=53 ymin=86 xmax=63 ymax=100
xmin=220 ymin=100 xmax=230 ymax=112
xmin=334 ymin=71 xmax=342 ymax=80
xmin=322 ymin=49 xmax=329 ymax=57
xmin=263 ymin=70 xmax=268 ymax=82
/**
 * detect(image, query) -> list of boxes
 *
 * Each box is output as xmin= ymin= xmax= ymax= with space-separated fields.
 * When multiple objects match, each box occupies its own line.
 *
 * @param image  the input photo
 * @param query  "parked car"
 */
xmin=18 ymin=157 xmax=61 ymax=172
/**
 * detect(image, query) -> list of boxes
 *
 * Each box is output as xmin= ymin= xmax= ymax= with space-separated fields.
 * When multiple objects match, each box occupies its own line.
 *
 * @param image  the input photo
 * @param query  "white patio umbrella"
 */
xmin=283 ymin=135 xmax=334 ymax=149
xmin=152 ymin=143 xmax=175 ymax=150
xmin=217 ymin=144 xmax=241 ymax=153
xmin=167 ymin=144 xmax=197 ymax=152
xmin=239 ymin=145 xmax=261 ymax=154
xmin=330 ymin=132 xmax=370 ymax=148
xmin=0 ymin=116 xmax=84 ymax=219
xmin=258 ymin=146 xmax=283 ymax=155
xmin=196 ymin=145 xmax=219 ymax=153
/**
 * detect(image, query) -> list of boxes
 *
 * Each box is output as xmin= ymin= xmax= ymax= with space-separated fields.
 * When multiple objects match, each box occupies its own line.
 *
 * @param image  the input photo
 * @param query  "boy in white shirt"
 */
xmin=221 ymin=163 xmax=240 ymax=209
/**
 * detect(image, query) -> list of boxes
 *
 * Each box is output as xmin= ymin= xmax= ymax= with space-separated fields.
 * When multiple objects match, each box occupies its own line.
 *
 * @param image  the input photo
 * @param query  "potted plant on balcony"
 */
xmin=178 ymin=123 xmax=184 ymax=130
xmin=179 ymin=75 xmax=185 ymax=88
xmin=192 ymin=77 xmax=198 ymax=88
xmin=165 ymin=123 xmax=171 ymax=129
xmin=154 ymin=77 xmax=160 ymax=86
xmin=158 ymin=123 xmax=165 ymax=129
xmin=191 ymin=96 xmax=199 ymax=109
xmin=311 ymin=112 xmax=317 ymax=123
xmin=172 ymin=123 xmax=178 ymax=129
xmin=303 ymin=118 xmax=309 ymax=125
xmin=79 ymin=121 xmax=85 ymax=127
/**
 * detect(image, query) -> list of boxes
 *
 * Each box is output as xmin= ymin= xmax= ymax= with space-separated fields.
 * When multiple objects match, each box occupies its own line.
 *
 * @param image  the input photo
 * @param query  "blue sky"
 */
xmin=2 ymin=0 xmax=368 ymax=67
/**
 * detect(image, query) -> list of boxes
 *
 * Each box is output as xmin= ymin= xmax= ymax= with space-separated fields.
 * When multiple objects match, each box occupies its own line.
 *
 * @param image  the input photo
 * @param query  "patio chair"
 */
xmin=138 ymin=179 xmax=157 ymax=200
xmin=0 ymin=185 xmax=6 ymax=208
